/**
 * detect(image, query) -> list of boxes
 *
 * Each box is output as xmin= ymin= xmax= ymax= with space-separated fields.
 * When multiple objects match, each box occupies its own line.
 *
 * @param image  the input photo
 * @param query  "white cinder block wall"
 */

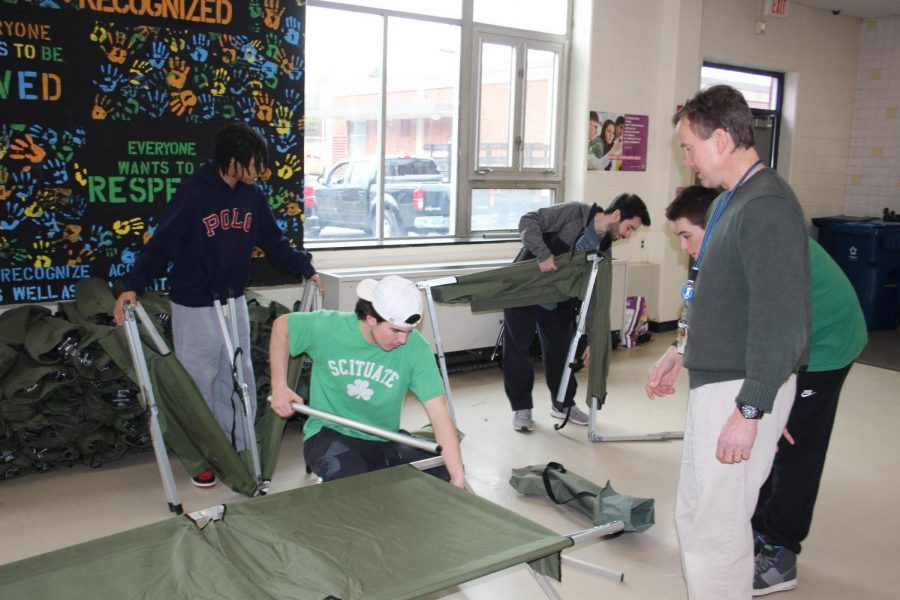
xmin=845 ymin=17 xmax=900 ymax=217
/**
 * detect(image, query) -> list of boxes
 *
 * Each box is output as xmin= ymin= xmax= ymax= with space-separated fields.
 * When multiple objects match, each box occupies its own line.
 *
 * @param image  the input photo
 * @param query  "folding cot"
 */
xmin=0 ymin=411 xmax=623 ymax=600
xmin=426 ymin=250 xmax=681 ymax=441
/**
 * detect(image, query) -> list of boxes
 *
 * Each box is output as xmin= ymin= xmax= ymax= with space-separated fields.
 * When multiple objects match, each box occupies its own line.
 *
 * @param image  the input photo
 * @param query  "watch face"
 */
xmin=740 ymin=404 xmax=762 ymax=419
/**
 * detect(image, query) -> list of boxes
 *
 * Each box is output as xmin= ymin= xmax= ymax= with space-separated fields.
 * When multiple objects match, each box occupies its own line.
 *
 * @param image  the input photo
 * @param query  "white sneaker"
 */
xmin=513 ymin=409 xmax=535 ymax=432
xmin=550 ymin=405 xmax=590 ymax=426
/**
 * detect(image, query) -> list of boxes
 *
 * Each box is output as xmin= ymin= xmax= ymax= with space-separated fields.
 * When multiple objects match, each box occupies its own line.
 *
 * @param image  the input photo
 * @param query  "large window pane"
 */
xmin=477 ymin=43 xmax=515 ymax=170
xmin=304 ymin=7 xmax=383 ymax=240
xmin=320 ymin=0 xmax=461 ymax=19
xmin=523 ymin=48 xmax=557 ymax=170
xmin=384 ymin=18 xmax=459 ymax=238
xmin=471 ymin=188 xmax=553 ymax=232
xmin=474 ymin=0 xmax=567 ymax=34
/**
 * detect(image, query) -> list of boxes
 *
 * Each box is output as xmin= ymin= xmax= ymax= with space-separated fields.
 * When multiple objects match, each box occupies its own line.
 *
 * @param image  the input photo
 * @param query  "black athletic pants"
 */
xmin=752 ymin=363 xmax=853 ymax=554
xmin=304 ymin=426 xmax=449 ymax=482
xmin=501 ymin=300 xmax=577 ymax=412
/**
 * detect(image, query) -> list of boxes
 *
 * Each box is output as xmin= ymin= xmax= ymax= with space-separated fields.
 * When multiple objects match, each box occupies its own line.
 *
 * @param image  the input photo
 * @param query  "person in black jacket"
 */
xmin=506 ymin=194 xmax=649 ymax=433
xmin=113 ymin=122 xmax=321 ymax=488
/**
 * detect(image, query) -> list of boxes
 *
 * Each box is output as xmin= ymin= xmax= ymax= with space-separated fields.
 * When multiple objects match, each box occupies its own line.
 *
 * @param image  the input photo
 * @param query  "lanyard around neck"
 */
xmin=692 ymin=160 xmax=762 ymax=273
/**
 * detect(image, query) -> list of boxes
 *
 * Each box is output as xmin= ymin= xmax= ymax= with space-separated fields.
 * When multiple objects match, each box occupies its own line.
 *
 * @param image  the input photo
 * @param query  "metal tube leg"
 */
xmin=224 ymin=297 xmax=262 ymax=483
xmin=123 ymin=302 xmax=183 ymax=514
xmin=420 ymin=282 xmax=457 ymax=427
xmin=555 ymin=255 xmax=602 ymax=430
xmin=526 ymin=564 xmax=564 ymax=600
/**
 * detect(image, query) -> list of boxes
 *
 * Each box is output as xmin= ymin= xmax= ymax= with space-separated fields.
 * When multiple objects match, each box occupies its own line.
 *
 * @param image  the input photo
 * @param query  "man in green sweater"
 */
xmin=656 ymin=185 xmax=867 ymax=596
xmin=646 ymin=86 xmax=810 ymax=600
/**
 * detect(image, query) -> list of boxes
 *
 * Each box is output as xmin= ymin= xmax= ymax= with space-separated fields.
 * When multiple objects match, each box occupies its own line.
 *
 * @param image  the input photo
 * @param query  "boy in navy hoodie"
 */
xmin=113 ymin=122 xmax=321 ymax=488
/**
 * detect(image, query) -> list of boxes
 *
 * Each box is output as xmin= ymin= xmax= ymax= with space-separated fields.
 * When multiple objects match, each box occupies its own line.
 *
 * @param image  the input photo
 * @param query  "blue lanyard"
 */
xmin=693 ymin=160 xmax=762 ymax=271
xmin=681 ymin=160 xmax=762 ymax=302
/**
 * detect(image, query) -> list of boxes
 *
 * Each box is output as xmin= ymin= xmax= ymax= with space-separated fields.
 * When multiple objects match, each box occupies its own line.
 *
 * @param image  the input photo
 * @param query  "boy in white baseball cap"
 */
xmin=269 ymin=276 xmax=465 ymax=488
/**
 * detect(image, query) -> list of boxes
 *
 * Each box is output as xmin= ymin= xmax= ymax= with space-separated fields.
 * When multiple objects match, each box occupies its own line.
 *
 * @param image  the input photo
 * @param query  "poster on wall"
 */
xmin=587 ymin=111 xmax=649 ymax=172
xmin=0 ymin=0 xmax=306 ymax=306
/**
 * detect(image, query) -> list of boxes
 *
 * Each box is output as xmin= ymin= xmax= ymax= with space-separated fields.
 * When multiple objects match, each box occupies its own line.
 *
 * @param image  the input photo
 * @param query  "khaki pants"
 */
xmin=676 ymin=377 xmax=795 ymax=600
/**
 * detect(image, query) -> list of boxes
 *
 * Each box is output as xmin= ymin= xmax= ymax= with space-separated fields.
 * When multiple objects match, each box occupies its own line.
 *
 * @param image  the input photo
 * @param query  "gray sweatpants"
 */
xmin=171 ymin=297 xmax=257 ymax=452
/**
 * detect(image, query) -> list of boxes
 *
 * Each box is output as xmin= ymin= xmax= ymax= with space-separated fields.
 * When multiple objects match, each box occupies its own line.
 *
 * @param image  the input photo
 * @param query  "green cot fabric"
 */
xmin=430 ymin=250 xmax=612 ymax=404
xmin=0 ymin=466 xmax=572 ymax=600
xmin=71 ymin=279 xmax=300 ymax=492
xmin=510 ymin=462 xmax=656 ymax=533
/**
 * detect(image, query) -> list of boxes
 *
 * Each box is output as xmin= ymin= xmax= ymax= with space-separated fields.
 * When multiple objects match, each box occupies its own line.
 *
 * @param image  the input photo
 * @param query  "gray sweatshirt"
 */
xmin=684 ymin=168 xmax=810 ymax=412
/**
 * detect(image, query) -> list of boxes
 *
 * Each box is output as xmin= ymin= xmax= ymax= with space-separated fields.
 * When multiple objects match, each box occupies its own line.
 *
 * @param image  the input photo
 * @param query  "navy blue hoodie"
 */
xmin=124 ymin=161 xmax=315 ymax=307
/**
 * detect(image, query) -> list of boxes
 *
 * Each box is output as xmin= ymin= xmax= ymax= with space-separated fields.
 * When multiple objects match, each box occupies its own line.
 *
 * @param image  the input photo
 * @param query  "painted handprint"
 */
xmin=276 ymin=154 xmax=301 ymax=180
xmin=93 ymin=63 xmax=125 ymax=93
xmin=12 ymin=170 xmax=36 ymax=199
xmin=90 ymin=23 xmax=109 ymax=44
xmin=283 ymin=88 xmax=302 ymax=113
xmin=0 ymin=237 xmax=29 ymax=263
xmin=101 ymin=31 xmax=133 ymax=65
xmin=217 ymin=34 xmax=238 ymax=64
xmin=113 ymin=217 xmax=145 ymax=236
xmin=57 ymin=194 xmax=87 ymax=221
xmin=274 ymin=105 xmax=294 ymax=135
xmin=166 ymin=56 xmax=190 ymax=89
xmin=254 ymin=93 xmax=275 ymax=122
xmin=170 ymin=89 xmax=198 ymax=116
xmin=147 ymin=40 xmax=170 ymax=69
xmin=274 ymin=130 xmax=297 ymax=154
xmin=73 ymin=163 xmax=89 ymax=187
xmin=190 ymin=33 xmax=211 ymax=63
xmin=194 ymin=93 xmax=216 ymax=121
xmin=127 ymin=59 xmax=152 ymax=86
xmin=44 ymin=158 xmax=69 ymax=185
xmin=0 ymin=202 xmax=26 ymax=231
xmin=284 ymin=16 xmax=301 ymax=45
xmin=240 ymin=40 xmax=262 ymax=64
xmin=9 ymin=134 xmax=47 ymax=163
xmin=277 ymin=49 xmax=303 ymax=80
xmin=28 ymin=125 xmax=59 ymax=147
xmin=0 ymin=165 xmax=11 ymax=201
xmin=92 ymin=94 xmax=114 ymax=120
xmin=211 ymin=67 xmax=229 ymax=96
xmin=142 ymin=88 xmax=169 ymax=118
xmin=263 ymin=0 xmax=286 ymax=30
xmin=235 ymin=95 xmax=257 ymax=123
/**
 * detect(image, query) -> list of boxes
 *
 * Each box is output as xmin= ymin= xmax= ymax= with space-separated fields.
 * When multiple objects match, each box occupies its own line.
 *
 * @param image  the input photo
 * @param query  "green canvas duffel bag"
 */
xmin=510 ymin=461 xmax=655 ymax=533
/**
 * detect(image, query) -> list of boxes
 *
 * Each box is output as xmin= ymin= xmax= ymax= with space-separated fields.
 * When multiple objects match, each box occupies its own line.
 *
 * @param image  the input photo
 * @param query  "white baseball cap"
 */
xmin=356 ymin=275 xmax=423 ymax=329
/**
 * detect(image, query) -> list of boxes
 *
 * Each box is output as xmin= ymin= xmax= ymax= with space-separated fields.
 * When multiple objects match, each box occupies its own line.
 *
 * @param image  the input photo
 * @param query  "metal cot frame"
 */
xmin=417 ymin=253 xmax=682 ymax=442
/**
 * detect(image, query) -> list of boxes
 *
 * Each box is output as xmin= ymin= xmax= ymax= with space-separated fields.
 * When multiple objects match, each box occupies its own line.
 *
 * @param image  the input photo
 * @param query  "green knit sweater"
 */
xmin=684 ymin=168 xmax=810 ymax=412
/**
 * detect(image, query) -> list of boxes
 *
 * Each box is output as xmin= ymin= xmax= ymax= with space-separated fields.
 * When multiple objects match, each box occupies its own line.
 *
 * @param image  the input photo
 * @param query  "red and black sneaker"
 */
xmin=191 ymin=469 xmax=216 ymax=488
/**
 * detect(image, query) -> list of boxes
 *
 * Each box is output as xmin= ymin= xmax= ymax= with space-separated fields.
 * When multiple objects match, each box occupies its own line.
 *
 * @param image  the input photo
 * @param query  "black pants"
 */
xmin=501 ymin=300 xmax=577 ymax=411
xmin=304 ymin=426 xmax=449 ymax=482
xmin=752 ymin=363 xmax=852 ymax=554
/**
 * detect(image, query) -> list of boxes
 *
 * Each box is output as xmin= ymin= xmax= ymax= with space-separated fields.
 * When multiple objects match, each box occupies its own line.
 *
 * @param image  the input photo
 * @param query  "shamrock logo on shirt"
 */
xmin=347 ymin=379 xmax=374 ymax=401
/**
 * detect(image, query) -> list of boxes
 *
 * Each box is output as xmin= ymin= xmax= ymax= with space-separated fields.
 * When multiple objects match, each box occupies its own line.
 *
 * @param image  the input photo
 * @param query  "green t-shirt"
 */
xmin=807 ymin=239 xmax=868 ymax=371
xmin=288 ymin=310 xmax=444 ymax=442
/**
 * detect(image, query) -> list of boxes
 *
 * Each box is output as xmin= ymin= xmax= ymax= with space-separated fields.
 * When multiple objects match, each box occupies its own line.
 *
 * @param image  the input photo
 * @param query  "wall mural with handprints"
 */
xmin=0 ymin=0 xmax=306 ymax=305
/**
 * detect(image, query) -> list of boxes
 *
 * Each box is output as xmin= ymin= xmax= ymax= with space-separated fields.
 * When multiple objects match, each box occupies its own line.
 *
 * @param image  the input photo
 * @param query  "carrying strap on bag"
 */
xmin=542 ymin=461 xmax=597 ymax=506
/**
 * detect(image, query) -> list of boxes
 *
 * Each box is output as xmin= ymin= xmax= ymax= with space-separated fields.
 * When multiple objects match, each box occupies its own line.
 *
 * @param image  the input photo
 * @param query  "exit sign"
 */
xmin=762 ymin=0 xmax=789 ymax=17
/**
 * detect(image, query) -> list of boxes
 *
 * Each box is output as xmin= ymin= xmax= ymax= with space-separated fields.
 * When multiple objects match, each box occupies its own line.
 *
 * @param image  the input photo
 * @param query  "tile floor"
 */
xmin=1 ymin=335 xmax=898 ymax=599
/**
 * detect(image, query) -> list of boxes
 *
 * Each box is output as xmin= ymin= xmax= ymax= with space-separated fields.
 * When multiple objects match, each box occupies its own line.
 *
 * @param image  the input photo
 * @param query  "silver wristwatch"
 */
xmin=738 ymin=403 xmax=763 ymax=420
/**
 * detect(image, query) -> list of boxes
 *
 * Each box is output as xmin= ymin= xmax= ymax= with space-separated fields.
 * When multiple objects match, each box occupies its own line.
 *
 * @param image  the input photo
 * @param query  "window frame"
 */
xmin=702 ymin=61 xmax=785 ymax=169
xmin=304 ymin=0 xmax=571 ymax=246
